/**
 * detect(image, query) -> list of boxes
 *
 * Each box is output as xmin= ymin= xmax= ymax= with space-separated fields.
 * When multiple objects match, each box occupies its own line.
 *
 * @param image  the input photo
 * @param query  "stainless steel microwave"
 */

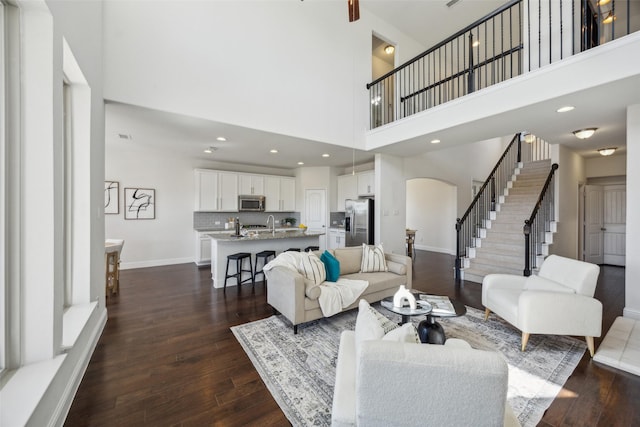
xmin=238 ymin=195 xmax=265 ymax=212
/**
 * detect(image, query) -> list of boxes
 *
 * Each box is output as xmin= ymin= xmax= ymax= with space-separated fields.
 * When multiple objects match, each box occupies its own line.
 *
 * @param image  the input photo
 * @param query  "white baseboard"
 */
xmin=121 ymin=257 xmax=193 ymax=270
xmin=414 ymin=244 xmax=455 ymax=256
xmin=623 ymin=307 xmax=640 ymax=321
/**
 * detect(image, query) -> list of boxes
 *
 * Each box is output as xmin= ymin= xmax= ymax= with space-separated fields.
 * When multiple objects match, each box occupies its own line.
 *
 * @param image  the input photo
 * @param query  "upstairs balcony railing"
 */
xmin=368 ymin=0 xmax=638 ymax=129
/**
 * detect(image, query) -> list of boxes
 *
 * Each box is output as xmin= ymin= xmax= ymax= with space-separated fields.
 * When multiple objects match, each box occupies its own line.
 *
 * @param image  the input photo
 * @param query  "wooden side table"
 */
xmin=406 ymin=229 xmax=416 ymax=258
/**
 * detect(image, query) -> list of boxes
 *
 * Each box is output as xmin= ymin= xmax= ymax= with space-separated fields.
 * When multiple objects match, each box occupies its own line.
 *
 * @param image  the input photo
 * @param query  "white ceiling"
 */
xmin=106 ymin=0 xmax=633 ymax=170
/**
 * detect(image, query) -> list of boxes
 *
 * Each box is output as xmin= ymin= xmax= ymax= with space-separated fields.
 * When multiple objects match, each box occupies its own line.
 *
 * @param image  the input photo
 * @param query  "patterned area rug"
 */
xmin=231 ymin=304 xmax=586 ymax=427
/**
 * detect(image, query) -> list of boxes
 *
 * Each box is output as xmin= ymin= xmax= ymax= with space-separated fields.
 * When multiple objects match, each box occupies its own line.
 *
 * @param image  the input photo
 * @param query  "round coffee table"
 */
xmin=416 ymin=296 xmax=466 ymax=344
xmin=380 ymin=296 xmax=432 ymax=325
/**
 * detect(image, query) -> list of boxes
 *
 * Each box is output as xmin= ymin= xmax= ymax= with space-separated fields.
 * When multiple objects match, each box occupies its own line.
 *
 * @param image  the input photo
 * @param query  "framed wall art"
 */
xmin=124 ymin=187 xmax=156 ymax=220
xmin=104 ymin=181 xmax=120 ymax=214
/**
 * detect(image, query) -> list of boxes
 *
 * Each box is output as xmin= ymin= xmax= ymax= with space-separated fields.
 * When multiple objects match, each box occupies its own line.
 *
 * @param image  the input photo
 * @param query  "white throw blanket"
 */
xmin=264 ymin=252 xmax=369 ymax=317
xmin=318 ymin=279 xmax=369 ymax=317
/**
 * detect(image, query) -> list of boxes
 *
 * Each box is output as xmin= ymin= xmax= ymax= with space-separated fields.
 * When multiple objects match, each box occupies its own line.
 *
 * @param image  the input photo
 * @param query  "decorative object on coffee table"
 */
xmin=380 ymin=295 xmax=431 ymax=326
xmin=392 ymin=285 xmax=416 ymax=309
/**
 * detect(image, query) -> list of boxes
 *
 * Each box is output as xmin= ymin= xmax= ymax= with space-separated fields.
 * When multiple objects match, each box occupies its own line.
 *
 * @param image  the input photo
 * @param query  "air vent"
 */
xmin=446 ymin=0 xmax=461 ymax=7
xmin=118 ymin=133 xmax=132 ymax=140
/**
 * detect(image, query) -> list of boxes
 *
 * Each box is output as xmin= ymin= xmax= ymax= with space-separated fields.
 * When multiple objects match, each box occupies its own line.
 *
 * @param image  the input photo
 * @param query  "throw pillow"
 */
xmin=297 ymin=252 xmax=326 ymax=286
xmin=355 ymin=299 xmax=399 ymax=359
xmin=382 ymin=322 xmax=420 ymax=343
xmin=386 ymin=260 xmax=407 ymax=275
xmin=320 ymin=250 xmax=341 ymax=282
xmin=361 ymin=243 xmax=388 ymax=273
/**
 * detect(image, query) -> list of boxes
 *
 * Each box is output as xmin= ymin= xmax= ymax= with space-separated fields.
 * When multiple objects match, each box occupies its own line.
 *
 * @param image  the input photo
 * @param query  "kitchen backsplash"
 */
xmin=194 ymin=212 xmax=300 ymax=230
xmin=330 ymin=212 xmax=346 ymax=226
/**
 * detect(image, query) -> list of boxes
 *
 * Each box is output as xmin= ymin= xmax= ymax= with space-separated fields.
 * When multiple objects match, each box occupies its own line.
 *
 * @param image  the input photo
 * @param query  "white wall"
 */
xmin=102 ymin=1 xmax=424 ymax=151
xmin=375 ymin=153 xmax=406 ymax=254
xmin=296 ymin=166 xmax=334 ymax=250
xmin=406 ymin=179 xmax=456 ymax=255
xmin=551 ymin=144 xmax=585 ymax=259
xmin=585 ymin=154 xmax=627 ymax=178
xmin=626 ymin=104 xmax=640 ymax=319
xmin=106 ymin=140 xmax=294 ymax=269
xmin=404 ymin=137 xmax=508 ymax=217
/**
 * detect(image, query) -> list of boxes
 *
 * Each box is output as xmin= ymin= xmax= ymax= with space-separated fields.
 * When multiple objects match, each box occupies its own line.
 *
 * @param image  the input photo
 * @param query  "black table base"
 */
xmin=417 ymin=316 xmax=446 ymax=344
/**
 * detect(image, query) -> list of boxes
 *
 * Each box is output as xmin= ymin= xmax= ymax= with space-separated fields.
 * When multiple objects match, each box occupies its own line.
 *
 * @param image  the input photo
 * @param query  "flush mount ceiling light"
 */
xmin=203 ymin=146 xmax=217 ymax=154
xmin=598 ymin=147 xmax=617 ymax=156
xmin=322 ymin=153 xmax=330 ymax=158
xmin=556 ymin=105 xmax=575 ymax=113
xmin=216 ymin=136 xmax=226 ymax=141
xmin=602 ymin=11 xmax=616 ymax=24
xmin=597 ymin=0 xmax=611 ymax=5
xmin=521 ymin=132 xmax=536 ymax=143
xmin=270 ymin=149 xmax=278 ymax=153
xmin=297 ymin=161 xmax=304 ymax=165
xmin=573 ymin=128 xmax=597 ymax=139
xmin=384 ymin=45 xmax=395 ymax=54
xmin=430 ymin=139 xmax=441 ymax=144
xmin=472 ymin=40 xmax=480 ymax=47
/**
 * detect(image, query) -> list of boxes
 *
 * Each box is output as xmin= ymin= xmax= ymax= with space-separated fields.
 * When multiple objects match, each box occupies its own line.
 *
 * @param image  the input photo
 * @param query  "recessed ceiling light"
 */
xmin=216 ymin=136 xmax=226 ymax=141
xmin=472 ymin=41 xmax=480 ymax=47
xmin=270 ymin=149 xmax=278 ymax=153
xmin=204 ymin=146 xmax=217 ymax=154
xmin=297 ymin=161 xmax=304 ymax=165
xmin=556 ymin=106 xmax=575 ymax=113
xmin=322 ymin=153 xmax=330 ymax=158
xmin=430 ymin=139 xmax=441 ymax=144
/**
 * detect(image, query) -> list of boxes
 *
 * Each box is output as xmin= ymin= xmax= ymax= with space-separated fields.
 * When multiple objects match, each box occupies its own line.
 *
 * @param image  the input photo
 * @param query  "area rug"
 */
xmin=231 ymin=304 xmax=586 ymax=427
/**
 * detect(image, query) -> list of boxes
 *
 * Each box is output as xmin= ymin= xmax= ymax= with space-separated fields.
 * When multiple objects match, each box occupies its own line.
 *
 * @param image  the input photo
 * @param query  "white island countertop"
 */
xmin=207 ymin=230 xmax=324 ymax=242
xmin=207 ymin=230 xmax=323 ymax=288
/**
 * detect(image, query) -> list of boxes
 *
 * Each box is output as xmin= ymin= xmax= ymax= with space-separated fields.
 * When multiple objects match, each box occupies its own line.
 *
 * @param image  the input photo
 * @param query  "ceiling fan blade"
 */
xmin=348 ymin=0 xmax=360 ymax=22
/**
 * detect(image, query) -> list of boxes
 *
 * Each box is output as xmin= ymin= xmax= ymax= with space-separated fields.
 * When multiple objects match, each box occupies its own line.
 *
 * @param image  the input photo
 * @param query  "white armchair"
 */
xmin=482 ymin=254 xmax=602 ymax=356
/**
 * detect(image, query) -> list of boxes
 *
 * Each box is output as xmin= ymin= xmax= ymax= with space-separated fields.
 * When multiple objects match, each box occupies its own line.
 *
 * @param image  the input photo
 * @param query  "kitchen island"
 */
xmin=208 ymin=230 xmax=324 ymax=288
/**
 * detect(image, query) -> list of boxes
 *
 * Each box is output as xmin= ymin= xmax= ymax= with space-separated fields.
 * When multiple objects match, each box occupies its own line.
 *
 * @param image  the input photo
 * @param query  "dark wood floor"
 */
xmin=65 ymin=251 xmax=638 ymax=426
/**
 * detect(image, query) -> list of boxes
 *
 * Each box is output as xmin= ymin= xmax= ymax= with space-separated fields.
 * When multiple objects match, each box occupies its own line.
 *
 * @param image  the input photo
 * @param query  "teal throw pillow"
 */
xmin=320 ymin=250 xmax=341 ymax=282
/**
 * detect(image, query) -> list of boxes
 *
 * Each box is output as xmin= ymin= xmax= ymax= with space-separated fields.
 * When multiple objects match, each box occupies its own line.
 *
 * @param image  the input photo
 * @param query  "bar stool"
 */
xmin=304 ymin=246 xmax=319 ymax=252
xmin=105 ymin=251 xmax=119 ymax=297
xmin=224 ymin=252 xmax=254 ymax=291
xmin=286 ymin=248 xmax=300 ymax=252
xmin=254 ymin=250 xmax=276 ymax=285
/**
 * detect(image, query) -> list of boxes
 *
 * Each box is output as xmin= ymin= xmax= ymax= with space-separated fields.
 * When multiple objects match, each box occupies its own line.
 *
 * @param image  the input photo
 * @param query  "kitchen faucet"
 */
xmin=266 ymin=214 xmax=276 ymax=235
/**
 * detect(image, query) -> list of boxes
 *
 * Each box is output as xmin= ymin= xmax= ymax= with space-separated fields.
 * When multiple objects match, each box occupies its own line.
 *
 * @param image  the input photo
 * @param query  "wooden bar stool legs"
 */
xmin=106 ymin=251 xmax=120 ymax=297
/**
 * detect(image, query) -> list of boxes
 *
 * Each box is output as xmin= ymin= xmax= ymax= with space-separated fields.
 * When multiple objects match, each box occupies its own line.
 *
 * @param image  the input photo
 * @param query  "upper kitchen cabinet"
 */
xmin=357 ymin=171 xmax=375 ymax=196
xmin=337 ymin=174 xmax=357 ymax=211
xmin=264 ymin=176 xmax=296 ymax=211
xmin=194 ymin=169 xmax=238 ymax=211
xmin=238 ymin=174 xmax=265 ymax=195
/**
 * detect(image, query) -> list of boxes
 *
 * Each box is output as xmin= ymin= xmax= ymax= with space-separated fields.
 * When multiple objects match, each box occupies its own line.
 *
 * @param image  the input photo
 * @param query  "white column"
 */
xmin=625 ymin=104 xmax=640 ymax=319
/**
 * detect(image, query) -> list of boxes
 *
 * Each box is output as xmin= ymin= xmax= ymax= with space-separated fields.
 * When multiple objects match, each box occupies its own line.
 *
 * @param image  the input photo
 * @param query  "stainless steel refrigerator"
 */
xmin=345 ymin=198 xmax=374 ymax=247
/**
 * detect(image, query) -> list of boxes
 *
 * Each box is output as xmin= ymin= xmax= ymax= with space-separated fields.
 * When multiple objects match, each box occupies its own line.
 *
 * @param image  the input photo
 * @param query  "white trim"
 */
xmin=623 ymin=307 xmax=640 ymax=321
xmin=413 ymin=244 xmax=456 ymax=256
xmin=121 ymin=257 xmax=194 ymax=270
xmin=51 ymin=307 xmax=107 ymax=427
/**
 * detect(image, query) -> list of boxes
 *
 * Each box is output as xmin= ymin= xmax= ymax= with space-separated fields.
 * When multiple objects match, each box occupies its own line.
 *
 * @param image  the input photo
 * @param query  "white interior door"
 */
xmin=584 ymin=185 xmax=604 ymax=264
xmin=603 ymin=184 xmax=626 ymax=266
xmin=305 ymin=189 xmax=326 ymax=251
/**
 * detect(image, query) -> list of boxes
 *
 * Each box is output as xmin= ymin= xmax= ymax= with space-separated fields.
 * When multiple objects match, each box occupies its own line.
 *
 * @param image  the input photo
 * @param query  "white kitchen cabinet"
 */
xmin=194 ymin=169 xmax=238 ymax=211
xmin=328 ymin=228 xmax=346 ymax=249
xmin=357 ymin=171 xmax=375 ymax=196
xmin=195 ymin=232 xmax=212 ymax=266
xmin=337 ymin=174 xmax=358 ymax=211
xmin=238 ymin=174 xmax=264 ymax=195
xmin=265 ymin=176 xmax=296 ymax=211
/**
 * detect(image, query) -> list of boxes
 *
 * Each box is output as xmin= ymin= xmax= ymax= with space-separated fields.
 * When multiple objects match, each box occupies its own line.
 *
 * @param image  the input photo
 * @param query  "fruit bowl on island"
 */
xmin=299 ymin=224 xmax=308 ymax=233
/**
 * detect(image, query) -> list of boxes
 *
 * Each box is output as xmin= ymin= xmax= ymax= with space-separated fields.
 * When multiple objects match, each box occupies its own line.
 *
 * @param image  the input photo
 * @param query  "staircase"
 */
xmin=461 ymin=159 xmax=556 ymax=283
